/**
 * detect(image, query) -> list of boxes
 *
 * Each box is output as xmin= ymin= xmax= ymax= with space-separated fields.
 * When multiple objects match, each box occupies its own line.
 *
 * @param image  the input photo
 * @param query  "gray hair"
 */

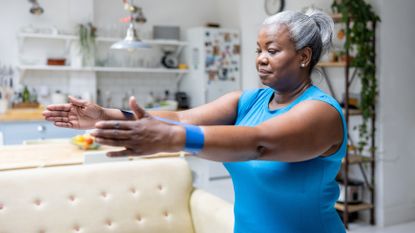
xmin=263 ymin=9 xmax=334 ymax=70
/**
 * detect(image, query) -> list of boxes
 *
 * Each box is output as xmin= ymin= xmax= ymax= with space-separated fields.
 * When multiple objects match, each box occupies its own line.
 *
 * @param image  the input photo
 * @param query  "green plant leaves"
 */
xmin=332 ymin=0 xmax=380 ymax=153
xmin=77 ymin=23 xmax=97 ymax=65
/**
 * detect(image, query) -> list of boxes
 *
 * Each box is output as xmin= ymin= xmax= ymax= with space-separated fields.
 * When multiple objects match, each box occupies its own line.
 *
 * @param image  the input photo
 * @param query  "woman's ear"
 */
xmin=298 ymin=47 xmax=312 ymax=68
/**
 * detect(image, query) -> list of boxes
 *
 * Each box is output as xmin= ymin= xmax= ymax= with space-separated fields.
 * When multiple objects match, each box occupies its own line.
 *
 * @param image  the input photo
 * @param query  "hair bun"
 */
xmin=305 ymin=9 xmax=334 ymax=54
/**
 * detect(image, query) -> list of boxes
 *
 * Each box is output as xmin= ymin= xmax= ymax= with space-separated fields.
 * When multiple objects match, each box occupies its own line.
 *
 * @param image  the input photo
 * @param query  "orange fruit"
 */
xmin=82 ymin=143 xmax=89 ymax=150
xmin=85 ymin=137 xmax=94 ymax=145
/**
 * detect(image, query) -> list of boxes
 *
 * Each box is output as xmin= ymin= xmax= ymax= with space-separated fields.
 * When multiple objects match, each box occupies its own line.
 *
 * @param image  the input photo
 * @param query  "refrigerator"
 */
xmin=182 ymin=27 xmax=241 ymax=108
xmin=181 ymin=27 xmax=241 ymax=186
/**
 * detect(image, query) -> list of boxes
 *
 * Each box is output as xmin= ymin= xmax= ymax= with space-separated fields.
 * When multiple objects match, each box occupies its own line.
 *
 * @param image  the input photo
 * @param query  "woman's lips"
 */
xmin=258 ymin=68 xmax=272 ymax=76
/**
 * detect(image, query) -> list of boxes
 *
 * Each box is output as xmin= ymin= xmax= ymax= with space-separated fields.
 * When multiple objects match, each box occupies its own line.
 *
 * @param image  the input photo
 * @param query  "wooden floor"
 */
xmin=349 ymin=221 xmax=415 ymax=233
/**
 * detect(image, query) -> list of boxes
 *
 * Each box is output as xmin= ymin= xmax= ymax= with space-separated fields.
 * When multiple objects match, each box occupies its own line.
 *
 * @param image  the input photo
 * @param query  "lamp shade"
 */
xmin=28 ymin=0 xmax=44 ymax=15
xmin=111 ymin=23 xmax=151 ymax=50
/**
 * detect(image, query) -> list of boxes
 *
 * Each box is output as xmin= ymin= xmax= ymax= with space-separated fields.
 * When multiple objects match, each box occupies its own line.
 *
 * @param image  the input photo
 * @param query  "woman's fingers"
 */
xmin=95 ymin=120 xmax=132 ymax=130
xmin=91 ymin=129 xmax=131 ymax=140
xmin=68 ymin=96 xmax=88 ymax=107
xmin=94 ymin=137 xmax=129 ymax=147
xmin=107 ymin=148 xmax=137 ymax=157
xmin=54 ymin=122 xmax=73 ymax=128
xmin=129 ymin=96 xmax=147 ymax=119
xmin=43 ymin=110 xmax=69 ymax=118
xmin=46 ymin=103 xmax=72 ymax=111
xmin=45 ymin=116 xmax=69 ymax=122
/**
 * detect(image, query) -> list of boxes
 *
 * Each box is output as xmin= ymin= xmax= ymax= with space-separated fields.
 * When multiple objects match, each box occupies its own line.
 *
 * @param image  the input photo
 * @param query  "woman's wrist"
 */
xmin=169 ymin=125 xmax=186 ymax=152
xmin=101 ymin=108 xmax=133 ymax=121
xmin=101 ymin=108 xmax=113 ymax=121
xmin=155 ymin=117 xmax=205 ymax=154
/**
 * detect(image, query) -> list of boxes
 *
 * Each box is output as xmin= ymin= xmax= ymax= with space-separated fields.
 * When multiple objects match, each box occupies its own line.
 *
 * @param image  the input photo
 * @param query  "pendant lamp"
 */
xmin=28 ymin=0 xmax=44 ymax=15
xmin=111 ymin=0 xmax=150 ymax=50
xmin=111 ymin=23 xmax=151 ymax=50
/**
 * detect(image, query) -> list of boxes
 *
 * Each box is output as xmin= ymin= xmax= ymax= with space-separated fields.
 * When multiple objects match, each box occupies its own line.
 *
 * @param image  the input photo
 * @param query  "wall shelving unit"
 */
xmin=17 ymin=32 xmax=188 ymax=75
xmin=16 ymin=32 xmax=189 ymax=104
xmin=19 ymin=65 xmax=188 ymax=74
xmin=317 ymin=13 xmax=377 ymax=229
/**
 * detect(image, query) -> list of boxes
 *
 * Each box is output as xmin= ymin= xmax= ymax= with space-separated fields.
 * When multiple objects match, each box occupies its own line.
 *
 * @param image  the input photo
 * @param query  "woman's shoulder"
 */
xmin=304 ymin=86 xmax=340 ymax=108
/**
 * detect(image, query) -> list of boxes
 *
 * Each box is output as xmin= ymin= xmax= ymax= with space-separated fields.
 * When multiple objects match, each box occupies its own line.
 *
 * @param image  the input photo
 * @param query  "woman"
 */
xmin=44 ymin=9 xmax=346 ymax=233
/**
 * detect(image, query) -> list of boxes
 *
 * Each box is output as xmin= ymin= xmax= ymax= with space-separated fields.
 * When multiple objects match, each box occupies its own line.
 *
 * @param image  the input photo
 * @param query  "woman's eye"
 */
xmin=255 ymin=49 xmax=261 ymax=54
xmin=268 ymin=49 xmax=278 ymax=55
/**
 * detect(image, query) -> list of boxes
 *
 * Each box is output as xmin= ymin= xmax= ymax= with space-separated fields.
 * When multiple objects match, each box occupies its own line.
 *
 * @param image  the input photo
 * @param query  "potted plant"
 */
xmin=332 ymin=0 xmax=380 ymax=153
xmin=75 ymin=23 xmax=97 ymax=67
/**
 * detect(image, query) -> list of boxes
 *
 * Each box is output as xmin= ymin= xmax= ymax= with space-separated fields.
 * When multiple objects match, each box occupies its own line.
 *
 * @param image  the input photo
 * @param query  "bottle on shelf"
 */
xmin=163 ymin=90 xmax=170 ymax=101
xmin=30 ymin=88 xmax=38 ymax=103
xmin=0 ymin=91 xmax=7 ymax=114
xmin=22 ymin=85 xmax=31 ymax=103
xmin=145 ymin=91 xmax=155 ymax=108
xmin=97 ymin=89 xmax=103 ymax=106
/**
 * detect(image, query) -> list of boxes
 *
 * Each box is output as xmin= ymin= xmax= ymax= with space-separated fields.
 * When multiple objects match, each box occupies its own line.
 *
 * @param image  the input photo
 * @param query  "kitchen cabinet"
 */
xmin=0 ymin=121 xmax=80 ymax=145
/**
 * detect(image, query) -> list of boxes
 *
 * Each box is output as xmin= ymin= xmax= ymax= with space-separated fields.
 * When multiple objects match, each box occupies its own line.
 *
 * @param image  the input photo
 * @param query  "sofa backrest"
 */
xmin=0 ymin=157 xmax=195 ymax=233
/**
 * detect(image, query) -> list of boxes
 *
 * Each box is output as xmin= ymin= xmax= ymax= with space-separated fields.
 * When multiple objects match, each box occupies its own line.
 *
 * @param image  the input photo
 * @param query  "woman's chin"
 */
xmin=259 ymin=76 xmax=272 ymax=86
xmin=259 ymin=78 xmax=283 ymax=90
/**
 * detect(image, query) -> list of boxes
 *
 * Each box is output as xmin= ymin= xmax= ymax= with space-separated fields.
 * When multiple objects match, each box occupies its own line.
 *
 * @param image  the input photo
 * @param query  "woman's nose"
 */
xmin=257 ymin=54 xmax=269 ymax=65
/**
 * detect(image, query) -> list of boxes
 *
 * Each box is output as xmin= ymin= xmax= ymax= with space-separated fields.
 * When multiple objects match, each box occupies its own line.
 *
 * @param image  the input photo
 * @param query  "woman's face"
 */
xmin=256 ymin=24 xmax=304 ymax=92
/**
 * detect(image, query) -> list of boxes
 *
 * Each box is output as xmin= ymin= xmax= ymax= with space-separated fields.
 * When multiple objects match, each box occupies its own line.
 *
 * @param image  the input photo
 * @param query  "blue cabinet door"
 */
xmin=0 ymin=121 xmax=82 ymax=145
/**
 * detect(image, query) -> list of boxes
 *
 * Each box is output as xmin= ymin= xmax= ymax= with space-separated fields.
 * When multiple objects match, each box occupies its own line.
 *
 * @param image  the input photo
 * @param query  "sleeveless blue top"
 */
xmin=224 ymin=85 xmax=347 ymax=233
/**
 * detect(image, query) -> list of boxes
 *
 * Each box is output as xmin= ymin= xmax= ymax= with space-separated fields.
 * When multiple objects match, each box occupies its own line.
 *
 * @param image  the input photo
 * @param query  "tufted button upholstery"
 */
xmin=0 ymin=157 xmax=234 ymax=233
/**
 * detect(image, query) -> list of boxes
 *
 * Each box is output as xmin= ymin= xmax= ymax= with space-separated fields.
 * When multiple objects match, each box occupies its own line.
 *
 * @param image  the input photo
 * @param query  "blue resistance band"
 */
xmin=182 ymin=124 xmax=204 ymax=154
xmin=153 ymin=116 xmax=204 ymax=154
xmin=120 ymin=110 xmax=204 ymax=154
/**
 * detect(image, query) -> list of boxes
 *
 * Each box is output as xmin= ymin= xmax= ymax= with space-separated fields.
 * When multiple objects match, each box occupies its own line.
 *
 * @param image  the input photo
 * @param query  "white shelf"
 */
xmin=94 ymin=66 xmax=189 ymax=74
xmin=97 ymin=37 xmax=188 ymax=46
xmin=18 ymin=33 xmax=188 ymax=46
xmin=19 ymin=65 xmax=93 ymax=72
xmin=18 ymin=65 xmax=189 ymax=74
xmin=18 ymin=33 xmax=77 ymax=40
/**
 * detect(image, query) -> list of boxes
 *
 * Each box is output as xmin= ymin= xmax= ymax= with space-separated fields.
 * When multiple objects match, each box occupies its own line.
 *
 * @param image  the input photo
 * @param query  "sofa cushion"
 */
xmin=190 ymin=189 xmax=234 ymax=233
xmin=0 ymin=157 xmax=195 ymax=233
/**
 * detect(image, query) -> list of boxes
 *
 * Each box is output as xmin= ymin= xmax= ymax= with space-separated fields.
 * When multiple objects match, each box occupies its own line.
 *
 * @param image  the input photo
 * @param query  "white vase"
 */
xmin=70 ymin=42 xmax=83 ymax=68
xmin=69 ymin=42 xmax=95 ymax=67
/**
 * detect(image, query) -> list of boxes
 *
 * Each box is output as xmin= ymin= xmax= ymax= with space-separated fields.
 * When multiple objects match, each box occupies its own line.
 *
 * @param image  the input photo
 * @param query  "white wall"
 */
xmin=213 ymin=0 xmax=240 ymax=29
xmin=372 ymin=0 xmax=415 ymax=227
xmin=0 ymin=0 xmax=93 ymax=65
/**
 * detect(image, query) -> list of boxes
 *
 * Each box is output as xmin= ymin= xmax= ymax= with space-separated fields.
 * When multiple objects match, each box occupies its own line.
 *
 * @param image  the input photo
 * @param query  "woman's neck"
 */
xmin=272 ymin=80 xmax=312 ymax=105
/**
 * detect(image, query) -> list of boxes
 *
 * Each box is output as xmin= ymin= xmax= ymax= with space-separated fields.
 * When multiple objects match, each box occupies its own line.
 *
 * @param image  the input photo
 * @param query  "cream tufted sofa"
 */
xmin=0 ymin=157 xmax=234 ymax=233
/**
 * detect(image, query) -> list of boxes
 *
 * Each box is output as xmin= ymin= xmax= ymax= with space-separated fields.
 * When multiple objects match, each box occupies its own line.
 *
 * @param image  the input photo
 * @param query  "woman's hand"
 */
xmin=91 ymin=96 xmax=184 ymax=157
xmin=43 ymin=96 xmax=105 ymax=129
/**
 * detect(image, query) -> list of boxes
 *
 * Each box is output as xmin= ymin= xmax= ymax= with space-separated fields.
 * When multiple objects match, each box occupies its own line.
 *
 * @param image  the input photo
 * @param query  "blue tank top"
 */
xmin=224 ymin=85 xmax=347 ymax=233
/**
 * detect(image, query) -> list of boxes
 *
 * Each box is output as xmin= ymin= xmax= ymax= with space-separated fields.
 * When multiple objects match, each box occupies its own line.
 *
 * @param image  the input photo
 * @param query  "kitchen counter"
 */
xmin=0 ymin=141 xmax=184 ymax=171
xmin=0 ymin=108 xmax=45 ymax=122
